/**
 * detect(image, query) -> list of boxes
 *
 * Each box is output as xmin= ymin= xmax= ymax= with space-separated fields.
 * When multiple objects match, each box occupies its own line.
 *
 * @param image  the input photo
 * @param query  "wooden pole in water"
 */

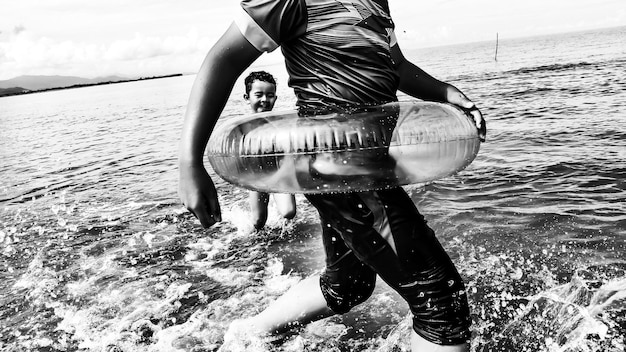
xmin=494 ymin=32 xmax=499 ymax=61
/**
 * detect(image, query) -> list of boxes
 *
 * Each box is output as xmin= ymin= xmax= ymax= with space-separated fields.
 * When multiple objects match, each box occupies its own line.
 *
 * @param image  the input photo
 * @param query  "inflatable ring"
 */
xmin=207 ymin=101 xmax=480 ymax=194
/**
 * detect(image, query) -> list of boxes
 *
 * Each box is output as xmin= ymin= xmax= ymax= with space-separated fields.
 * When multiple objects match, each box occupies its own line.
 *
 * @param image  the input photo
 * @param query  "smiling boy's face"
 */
xmin=244 ymin=80 xmax=277 ymax=113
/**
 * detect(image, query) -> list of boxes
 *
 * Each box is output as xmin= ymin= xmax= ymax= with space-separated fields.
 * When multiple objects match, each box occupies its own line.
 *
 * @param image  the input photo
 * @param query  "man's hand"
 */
xmin=179 ymin=163 xmax=221 ymax=228
xmin=445 ymin=86 xmax=487 ymax=142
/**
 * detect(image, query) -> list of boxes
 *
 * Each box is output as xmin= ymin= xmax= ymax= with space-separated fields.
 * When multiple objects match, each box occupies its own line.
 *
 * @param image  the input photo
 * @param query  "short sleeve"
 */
xmin=388 ymin=29 xmax=397 ymax=47
xmin=236 ymin=0 xmax=307 ymax=52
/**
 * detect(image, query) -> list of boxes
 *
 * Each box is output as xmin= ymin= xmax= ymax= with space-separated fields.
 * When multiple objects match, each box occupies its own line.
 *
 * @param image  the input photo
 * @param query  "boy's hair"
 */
xmin=244 ymin=71 xmax=276 ymax=95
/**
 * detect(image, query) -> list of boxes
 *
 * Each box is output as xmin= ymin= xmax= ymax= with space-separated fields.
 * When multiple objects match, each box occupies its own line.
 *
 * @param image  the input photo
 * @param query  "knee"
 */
xmin=250 ymin=207 xmax=268 ymax=229
xmin=320 ymin=271 xmax=376 ymax=314
xmin=252 ymin=216 xmax=267 ymax=230
xmin=409 ymin=280 xmax=471 ymax=346
xmin=275 ymin=195 xmax=296 ymax=220
xmin=281 ymin=207 xmax=296 ymax=220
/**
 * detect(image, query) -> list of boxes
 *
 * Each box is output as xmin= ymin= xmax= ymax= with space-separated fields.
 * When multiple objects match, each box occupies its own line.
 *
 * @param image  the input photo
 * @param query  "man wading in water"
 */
xmin=179 ymin=1 xmax=486 ymax=350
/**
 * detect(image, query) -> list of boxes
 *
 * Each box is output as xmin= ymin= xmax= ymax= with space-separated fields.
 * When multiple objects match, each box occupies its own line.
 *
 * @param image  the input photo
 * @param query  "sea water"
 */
xmin=1 ymin=26 xmax=624 ymax=351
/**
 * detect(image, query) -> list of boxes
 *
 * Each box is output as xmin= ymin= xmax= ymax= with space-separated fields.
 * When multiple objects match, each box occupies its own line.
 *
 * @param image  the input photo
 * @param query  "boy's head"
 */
xmin=243 ymin=71 xmax=277 ymax=113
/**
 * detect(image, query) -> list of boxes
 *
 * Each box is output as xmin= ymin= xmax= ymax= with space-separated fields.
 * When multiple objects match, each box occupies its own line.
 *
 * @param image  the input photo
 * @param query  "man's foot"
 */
xmin=219 ymin=319 xmax=271 ymax=352
xmin=220 ymin=318 xmax=299 ymax=351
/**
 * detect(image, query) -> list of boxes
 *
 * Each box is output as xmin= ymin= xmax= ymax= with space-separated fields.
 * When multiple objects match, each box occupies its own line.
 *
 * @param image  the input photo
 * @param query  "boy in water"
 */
xmin=242 ymin=71 xmax=296 ymax=229
xmin=179 ymin=1 xmax=486 ymax=351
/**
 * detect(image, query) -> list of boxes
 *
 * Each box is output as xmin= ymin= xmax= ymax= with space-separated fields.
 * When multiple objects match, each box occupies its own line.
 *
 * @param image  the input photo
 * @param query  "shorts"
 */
xmin=305 ymin=187 xmax=471 ymax=345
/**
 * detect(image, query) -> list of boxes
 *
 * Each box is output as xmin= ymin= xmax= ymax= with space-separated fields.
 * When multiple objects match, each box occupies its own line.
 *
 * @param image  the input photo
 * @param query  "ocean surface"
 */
xmin=1 ymin=26 xmax=625 ymax=351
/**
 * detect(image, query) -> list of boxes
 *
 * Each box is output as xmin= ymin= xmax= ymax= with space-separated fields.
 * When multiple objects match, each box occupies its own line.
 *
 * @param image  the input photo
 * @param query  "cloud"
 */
xmin=0 ymin=30 xmax=212 ymax=79
xmin=0 ymin=25 xmax=25 ymax=41
xmin=392 ymin=0 xmax=626 ymax=48
xmin=1 ymin=0 xmax=623 ymax=80
xmin=13 ymin=25 xmax=26 ymax=35
xmin=0 ymin=1 xmax=237 ymax=80
xmin=104 ymin=31 xmax=205 ymax=61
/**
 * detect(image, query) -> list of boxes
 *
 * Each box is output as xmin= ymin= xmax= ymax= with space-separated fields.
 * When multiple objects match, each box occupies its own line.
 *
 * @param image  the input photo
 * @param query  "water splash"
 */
xmin=476 ymin=269 xmax=626 ymax=352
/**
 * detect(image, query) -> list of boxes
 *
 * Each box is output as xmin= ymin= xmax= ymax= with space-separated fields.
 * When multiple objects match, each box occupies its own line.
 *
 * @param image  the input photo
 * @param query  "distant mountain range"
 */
xmin=0 ymin=75 xmax=129 ymax=91
xmin=0 ymin=76 xmax=128 ymax=90
xmin=0 ymin=74 xmax=183 ymax=97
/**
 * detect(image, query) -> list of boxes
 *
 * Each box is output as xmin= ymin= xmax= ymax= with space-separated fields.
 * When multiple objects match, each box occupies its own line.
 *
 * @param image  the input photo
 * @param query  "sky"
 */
xmin=0 ymin=0 xmax=624 ymax=81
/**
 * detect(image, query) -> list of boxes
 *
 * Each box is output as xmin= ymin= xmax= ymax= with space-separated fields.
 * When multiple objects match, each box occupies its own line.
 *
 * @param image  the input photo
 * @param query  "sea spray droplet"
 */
xmin=143 ymin=232 xmax=155 ymax=247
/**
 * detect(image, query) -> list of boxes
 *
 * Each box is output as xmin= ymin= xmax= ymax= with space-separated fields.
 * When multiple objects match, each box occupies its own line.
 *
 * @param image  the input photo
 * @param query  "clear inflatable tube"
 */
xmin=207 ymin=101 xmax=481 ymax=194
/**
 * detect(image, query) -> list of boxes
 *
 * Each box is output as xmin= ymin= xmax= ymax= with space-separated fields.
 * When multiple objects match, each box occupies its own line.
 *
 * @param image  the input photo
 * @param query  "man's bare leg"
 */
xmin=224 ymin=275 xmax=333 ymax=339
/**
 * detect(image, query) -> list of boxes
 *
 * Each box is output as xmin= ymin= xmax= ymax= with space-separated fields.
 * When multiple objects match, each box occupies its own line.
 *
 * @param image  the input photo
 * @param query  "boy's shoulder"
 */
xmin=237 ymin=0 xmax=392 ymax=51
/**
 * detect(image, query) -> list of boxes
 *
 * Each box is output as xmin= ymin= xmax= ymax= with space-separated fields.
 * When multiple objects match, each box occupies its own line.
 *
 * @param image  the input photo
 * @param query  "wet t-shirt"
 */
xmin=236 ymin=0 xmax=400 ymax=113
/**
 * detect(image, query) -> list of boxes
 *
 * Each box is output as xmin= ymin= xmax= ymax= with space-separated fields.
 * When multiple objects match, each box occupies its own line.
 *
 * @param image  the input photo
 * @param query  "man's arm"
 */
xmin=391 ymin=43 xmax=486 ymax=141
xmin=179 ymin=22 xmax=262 ymax=228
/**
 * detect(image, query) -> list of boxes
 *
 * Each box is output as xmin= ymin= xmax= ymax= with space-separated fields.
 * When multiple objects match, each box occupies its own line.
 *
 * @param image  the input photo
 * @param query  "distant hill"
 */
xmin=0 ymin=74 xmax=183 ymax=97
xmin=0 ymin=87 xmax=29 ymax=96
xmin=0 ymin=75 xmax=128 ymax=91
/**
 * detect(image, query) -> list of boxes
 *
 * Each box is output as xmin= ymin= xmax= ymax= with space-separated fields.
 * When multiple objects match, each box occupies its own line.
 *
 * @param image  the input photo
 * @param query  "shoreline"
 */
xmin=0 ymin=73 xmax=184 ymax=98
